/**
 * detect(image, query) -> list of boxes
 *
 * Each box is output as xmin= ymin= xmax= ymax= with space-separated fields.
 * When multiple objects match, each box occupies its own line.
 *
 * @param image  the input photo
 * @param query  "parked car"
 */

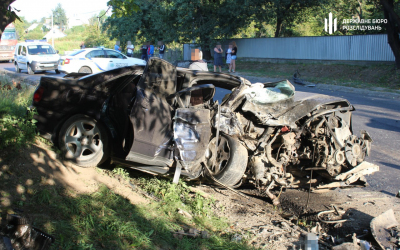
xmin=32 ymin=58 xmax=378 ymax=204
xmin=14 ymin=40 xmax=60 ymax=75
xmin=58 ymin=48 xmax=146 ymax=74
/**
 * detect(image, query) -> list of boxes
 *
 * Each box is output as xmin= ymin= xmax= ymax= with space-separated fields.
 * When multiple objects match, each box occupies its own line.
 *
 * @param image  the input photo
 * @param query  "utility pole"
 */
xmin=52 ymin=13 xmax=54 ymax=48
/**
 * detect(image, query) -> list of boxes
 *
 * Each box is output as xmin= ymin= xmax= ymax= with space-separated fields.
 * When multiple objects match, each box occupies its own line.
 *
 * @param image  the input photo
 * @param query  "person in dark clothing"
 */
xmin=231 ymin=41 xmax=237 ymax=73
xmin=213 ymin=43 xmax=223 ymax=72
xmin=159 ymin=42 xmax=166 ymax=59
xmin=141 ymin=44 xmax=148 ymax=61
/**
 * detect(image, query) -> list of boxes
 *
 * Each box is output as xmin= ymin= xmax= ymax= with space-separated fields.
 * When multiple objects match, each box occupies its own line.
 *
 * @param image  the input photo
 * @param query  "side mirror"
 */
xmin=56 ymin=50 xmax=59 ymax=54
xmin=21 ymin=51 xmax=26 ymax=56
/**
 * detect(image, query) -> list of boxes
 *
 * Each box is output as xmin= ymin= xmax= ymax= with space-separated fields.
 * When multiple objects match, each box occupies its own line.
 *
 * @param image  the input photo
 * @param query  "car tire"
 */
xmin=205 ymin=135 xmax=248 ymax=186
xmin=58 ymin=115 xmax=110 ymax=168
xmin=78 ymin=66 xmax=92 ymax=74
xmin=15 ymin=63 xmax=21 ymax=73
xmin=27 ymin=64 xmax=35 ymax=75
xmin=55 ymin=69 xmax=60 ymax=74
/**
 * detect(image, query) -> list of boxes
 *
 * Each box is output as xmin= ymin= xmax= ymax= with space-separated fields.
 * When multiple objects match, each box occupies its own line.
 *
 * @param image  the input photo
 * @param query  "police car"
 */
xmin=58 ymin=48 xmax=146 ymax=74
xmin=14 ymin=40 xmax=60 ymax=75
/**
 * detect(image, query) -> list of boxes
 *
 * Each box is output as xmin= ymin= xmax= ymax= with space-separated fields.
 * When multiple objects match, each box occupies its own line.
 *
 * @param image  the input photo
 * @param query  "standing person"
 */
xmin=158 ymin=42 xmax=166 ymax=59
xmin=126 ymin=41 xmax=134 ymax=57
xmin=231 ymin=41 xmax=237 ymax=73
xmin=148 ymin=42 xmax=154 ymax=58
xmin=226 ymin=43 xmax=233 ymax=72
xmin=80 ymin=41 xmax=85 ymax=49
xmin=114 ymin=41 xmax=122 ymax=51
xmin=141 ymin=44 xmax=148 ymax=61
xmin=213 ymin=43 xmax=223 ymax=72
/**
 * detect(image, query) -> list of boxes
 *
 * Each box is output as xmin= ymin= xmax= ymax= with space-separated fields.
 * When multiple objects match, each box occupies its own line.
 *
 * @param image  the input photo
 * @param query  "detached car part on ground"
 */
xmin=32 ymin=58 xmax=379 ymax=205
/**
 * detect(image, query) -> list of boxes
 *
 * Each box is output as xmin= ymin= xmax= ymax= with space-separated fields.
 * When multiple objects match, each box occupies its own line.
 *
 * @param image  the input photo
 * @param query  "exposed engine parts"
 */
xmin=206 ymin=80 xmax=377 ymax=205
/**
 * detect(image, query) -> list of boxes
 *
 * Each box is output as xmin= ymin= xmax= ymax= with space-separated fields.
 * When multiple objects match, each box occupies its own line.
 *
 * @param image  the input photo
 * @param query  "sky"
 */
xmin=11 ymin=0 xmax=110 ymax=23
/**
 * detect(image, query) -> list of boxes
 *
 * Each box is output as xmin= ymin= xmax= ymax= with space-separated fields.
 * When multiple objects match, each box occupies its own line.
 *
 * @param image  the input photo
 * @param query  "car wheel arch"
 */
xmin=52 ymin=112 xmax=115 ymax=146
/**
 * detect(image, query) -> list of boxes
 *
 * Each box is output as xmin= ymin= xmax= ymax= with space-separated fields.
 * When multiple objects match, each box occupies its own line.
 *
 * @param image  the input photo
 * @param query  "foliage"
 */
xmin=0 ymin=75 xmax=37 ymax=149
xmin=18 ymin=177 xmax=255 ymax=249
xmin=104 ymin=0 xmax=253 ymax=57
xmin=24 ymin=24 xmax=45 ymax=41
xmin=0 ymin=0 xmax=20 ymax=36
xmin=52 ymin=3 xmax=68 ymax=29
xmin=85 ymin=11 xmax=114 ymax=49
xmin=13 ymin=16 xmax=30 ymax=40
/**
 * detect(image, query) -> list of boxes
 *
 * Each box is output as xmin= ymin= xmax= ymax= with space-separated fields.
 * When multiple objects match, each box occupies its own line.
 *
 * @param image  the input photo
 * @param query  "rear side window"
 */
xmin=17 ymin=45 xmax=22 ymax=55
xmin=106 ymin=50 xmax=125 ymax=59
xmin=22 ymin=46 xmax=27 ymax=55
xmin=86 ymin=50 xmax=106 ymax=58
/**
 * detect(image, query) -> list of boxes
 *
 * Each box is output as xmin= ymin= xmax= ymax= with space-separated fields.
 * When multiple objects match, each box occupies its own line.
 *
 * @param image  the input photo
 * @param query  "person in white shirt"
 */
xmin=127 ymin=41 xmax=134 ymax=57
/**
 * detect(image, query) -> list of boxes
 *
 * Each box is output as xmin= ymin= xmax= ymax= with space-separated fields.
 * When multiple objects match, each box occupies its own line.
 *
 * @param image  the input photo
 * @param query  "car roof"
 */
xmin=67 ymin=48 xmax=123 ymax=57
xmin=17 ymin=42 xmax=52 ymax=46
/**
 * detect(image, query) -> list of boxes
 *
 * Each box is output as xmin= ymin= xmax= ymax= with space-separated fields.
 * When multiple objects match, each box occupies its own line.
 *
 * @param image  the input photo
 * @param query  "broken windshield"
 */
xmin=244 ymin=80 xmax=295 ymax=105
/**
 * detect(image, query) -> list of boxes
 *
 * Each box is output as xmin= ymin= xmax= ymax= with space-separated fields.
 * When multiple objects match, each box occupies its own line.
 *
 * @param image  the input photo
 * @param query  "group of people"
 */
xmin=140 ymin=42 xmax=166 ymax=61
xmin=112 ymin=41 xmax=166 ymax=61
xmin=213 ymin=41 xmax=237 ymax=73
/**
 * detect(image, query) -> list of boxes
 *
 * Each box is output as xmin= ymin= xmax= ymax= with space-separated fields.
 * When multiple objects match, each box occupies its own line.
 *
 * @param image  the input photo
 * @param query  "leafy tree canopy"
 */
xmin=52 ymin=3 xmax=68 ymax=28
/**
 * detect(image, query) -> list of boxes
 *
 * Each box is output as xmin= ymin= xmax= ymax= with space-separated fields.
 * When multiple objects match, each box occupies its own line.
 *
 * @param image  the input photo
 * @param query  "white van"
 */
xmin=14 ymin=40 xmax=60 ymax=75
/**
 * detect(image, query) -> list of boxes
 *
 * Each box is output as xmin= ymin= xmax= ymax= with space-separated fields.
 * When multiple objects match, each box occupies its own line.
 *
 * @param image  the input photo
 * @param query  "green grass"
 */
xmin=25 ymin=178 xmax=255 ymax=250
xmin=234 ymin=60 xmax=400 ymax=91
xmin=0 ymin=74 xmax=37 ymax=149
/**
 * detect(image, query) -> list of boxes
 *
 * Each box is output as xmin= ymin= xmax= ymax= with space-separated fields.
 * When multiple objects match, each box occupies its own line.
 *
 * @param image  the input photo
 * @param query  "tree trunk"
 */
xmin=0 ymin=0 xmax=17 ymax=36
xmin=274 ymin=16 xmax=283 ymax=37
xmin=381 ymin=0 xmax=400 ymax=69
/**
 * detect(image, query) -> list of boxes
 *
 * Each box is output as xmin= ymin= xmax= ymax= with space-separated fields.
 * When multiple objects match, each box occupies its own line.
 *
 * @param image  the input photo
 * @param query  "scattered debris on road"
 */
xmin=371 ymin=209 xmax=400 ymax=250
xmin=293 ymin=69 xmax=316 ymax=87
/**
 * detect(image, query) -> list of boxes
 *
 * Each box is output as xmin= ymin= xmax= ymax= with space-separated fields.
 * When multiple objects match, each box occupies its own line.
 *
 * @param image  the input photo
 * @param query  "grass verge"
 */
xmin=233 ymin=60 xmax=400 ymax=91
xmin=0 ymin=74 xmax=37 ymax=149
xmin=3 ymin=171 xmax=255 ymax=250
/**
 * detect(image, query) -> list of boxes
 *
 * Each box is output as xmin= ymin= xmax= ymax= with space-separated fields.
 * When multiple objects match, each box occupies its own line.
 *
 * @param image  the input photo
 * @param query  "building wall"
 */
xmin=184 ymin=34 xmax=394 ymax=62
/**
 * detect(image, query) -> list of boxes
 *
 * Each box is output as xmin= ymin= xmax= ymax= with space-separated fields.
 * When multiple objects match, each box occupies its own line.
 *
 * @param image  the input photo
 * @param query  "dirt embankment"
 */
xmin=1 ymin=141 xmax=399 ymax=249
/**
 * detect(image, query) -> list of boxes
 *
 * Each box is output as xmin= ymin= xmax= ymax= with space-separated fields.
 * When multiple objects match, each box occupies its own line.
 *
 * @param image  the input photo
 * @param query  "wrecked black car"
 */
xmin=32 ymin=58 xmax=379 ymax=204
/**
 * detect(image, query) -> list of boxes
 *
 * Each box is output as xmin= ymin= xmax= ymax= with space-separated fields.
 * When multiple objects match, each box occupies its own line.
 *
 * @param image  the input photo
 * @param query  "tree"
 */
xmin=0 ymin=0 xmax=20 ymax=37
xmin=52 ymin=3 xmax=67 ymax=28
xmin=381 ymin=0 xmax=400 ymax=68
xmin=85 ymin=11 xmax=114 ymax=48
xmin=104 ymin=0 xmax=254 ymax=59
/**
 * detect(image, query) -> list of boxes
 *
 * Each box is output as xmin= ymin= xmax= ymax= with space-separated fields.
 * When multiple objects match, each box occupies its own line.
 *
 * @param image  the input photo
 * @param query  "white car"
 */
xmin=58 ymin=48 xmax=146 ymax=74
xmin=14 ymin=40 xmax=60 ymax=75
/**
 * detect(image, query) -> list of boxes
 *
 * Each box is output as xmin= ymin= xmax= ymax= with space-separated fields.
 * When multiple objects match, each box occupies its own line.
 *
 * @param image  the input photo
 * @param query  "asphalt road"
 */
xmin=0 ymin=61 xmax=63 ymax=82
xmin=1 ymin=61 xmax=399 ymax=195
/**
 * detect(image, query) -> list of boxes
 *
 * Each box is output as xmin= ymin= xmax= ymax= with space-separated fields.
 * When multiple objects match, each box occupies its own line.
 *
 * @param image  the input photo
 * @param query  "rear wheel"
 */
xmin=27 ymin=64 xmax=35 ymax=75
xmin=205 ymin=135 xmax=248 ymax=186
xmin=78 ymin=66 xmax=92 ymax=74
xmin=15 ymin=63 xmax=21 ymax=73
xmin=58 ymin=115 xmax=109 ymax=168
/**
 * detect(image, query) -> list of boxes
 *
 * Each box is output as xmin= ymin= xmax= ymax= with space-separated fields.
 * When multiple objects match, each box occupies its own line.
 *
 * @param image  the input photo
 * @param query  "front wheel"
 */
xmin=58 ymin=115 xmax=110 ymax=168
xmin=205 ymin=135 xmax=248 ymax=186
xmin=27 ymin=64 xmax=35 ymax=75
xmin=15 ymin=63 xmax=21 ymax=73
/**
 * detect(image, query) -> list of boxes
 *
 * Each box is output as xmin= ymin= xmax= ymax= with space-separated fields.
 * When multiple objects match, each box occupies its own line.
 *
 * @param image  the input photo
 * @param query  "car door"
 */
xmin=125 ymin=58 xmax=177 ymax=167
xmin=105 ymin=50 xmax=128 ymax=70
xmin=85 ymin=49 xmax=109 ymax=72
xmin=17 ymin=46 xmax=28 ymax=70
